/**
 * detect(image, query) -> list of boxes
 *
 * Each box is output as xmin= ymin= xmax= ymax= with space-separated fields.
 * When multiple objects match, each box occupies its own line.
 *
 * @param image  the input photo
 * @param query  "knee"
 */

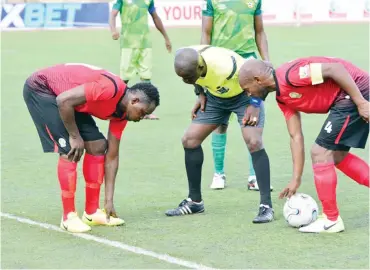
xmin=246 ymin=136 xmax=263 ymax=153
xmin=310 ymin=144 xmax=333 ymax=164
xmin=182 ymin=133 xmax=201 ymax=149
xmin=85 ymin=139 xmax=108 ymax=156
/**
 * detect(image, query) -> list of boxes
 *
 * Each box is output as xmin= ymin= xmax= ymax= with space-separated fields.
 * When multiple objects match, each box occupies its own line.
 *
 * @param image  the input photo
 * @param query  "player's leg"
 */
xmin=234 ymin=97 xmax=273 ymax=223
xmin=120 ymin=48 xmax=136 ymax=84
xmin=137 ymin=48 xmax=159 ymax=120
xmin=335 ymin=152 xmax=369 ymax=187
xmin=242 ymin=53 xmax=258 ymax=188
xmin=23 ymin=84 xmax=90 ymax=233
xmin=210 ymin=124 xmax=228 ymax=189
xmin=76 ymin=113 xmax=124 ymax=227
xmin=299 ymin=107 xmax=369 ymax=233
xmin=166 ymin=93 xmax=227 ymax=216
xmin=298 ymin=143 xmax=345 ymax=233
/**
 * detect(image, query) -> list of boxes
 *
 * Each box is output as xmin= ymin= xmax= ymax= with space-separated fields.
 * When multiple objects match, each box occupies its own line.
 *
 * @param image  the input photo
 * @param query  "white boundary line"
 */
xmin=1 ymin=212 xmax=216 ymax=270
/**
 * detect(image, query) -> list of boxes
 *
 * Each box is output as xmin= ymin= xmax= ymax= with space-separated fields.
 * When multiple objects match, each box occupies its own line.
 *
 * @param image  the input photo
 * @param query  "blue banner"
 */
xmin=1 ymin=3 xmax=110 ymax=29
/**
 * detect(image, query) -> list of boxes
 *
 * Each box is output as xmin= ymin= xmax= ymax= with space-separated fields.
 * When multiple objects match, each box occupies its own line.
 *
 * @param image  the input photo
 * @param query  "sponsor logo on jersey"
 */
xmin=299 ymin=65 xmax=310 ymax=79
xmin=289 ymin=92 xmax=302 ymax=99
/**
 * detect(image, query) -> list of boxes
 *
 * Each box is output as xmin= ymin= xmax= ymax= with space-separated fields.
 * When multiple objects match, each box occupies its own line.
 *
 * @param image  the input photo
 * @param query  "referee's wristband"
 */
xmin=250 ymin=97 xmax=262 ymax=108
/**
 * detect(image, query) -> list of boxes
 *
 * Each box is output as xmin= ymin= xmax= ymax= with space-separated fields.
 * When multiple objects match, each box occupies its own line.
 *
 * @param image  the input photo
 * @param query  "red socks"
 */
xmin=336 ymin=153 xmax=369 ymax=187
xmin=83 ymin=153 xmax=105 ymax=215
xmin=313 ymin=162 xmax=339 ymax=221
xmin=58 ymin=158 xmax=77 ymax=221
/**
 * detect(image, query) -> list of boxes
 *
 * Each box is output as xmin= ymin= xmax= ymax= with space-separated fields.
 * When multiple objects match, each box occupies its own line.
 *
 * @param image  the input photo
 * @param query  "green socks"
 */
xmin=212 ymin=133 xmax=227 ymax=174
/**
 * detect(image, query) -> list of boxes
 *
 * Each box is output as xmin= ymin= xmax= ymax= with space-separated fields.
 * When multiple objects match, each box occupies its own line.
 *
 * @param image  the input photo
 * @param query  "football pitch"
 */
xmin=1 ymin=24 xmax=369 ymax=269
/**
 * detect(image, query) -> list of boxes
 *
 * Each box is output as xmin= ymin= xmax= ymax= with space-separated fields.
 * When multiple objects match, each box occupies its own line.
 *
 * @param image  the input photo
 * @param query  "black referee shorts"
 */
xmin=23 ymin=83 xmax=105 ymax=154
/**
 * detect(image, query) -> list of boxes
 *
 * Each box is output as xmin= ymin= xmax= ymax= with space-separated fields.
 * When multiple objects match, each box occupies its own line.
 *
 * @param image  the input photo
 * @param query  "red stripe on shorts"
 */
xmin=45 ymin=125 xmax=59 ymax=153
xmin=335 ymin=115 xmax=350 ymax=144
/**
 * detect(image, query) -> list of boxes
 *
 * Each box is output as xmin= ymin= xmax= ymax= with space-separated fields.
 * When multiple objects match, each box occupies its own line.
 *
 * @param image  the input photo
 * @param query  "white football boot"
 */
xmin=299 ymin=214 xmax=345 ymax=233
xmin=210 ymin=173 xmax=226 ymax=189
xmin=248 ymin=176 xmax=273 ymax=191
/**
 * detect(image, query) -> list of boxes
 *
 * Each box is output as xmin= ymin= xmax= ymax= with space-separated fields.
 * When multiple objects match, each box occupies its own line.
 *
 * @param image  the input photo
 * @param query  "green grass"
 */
xmin=1 ymin=24 xmax=369 ymax=269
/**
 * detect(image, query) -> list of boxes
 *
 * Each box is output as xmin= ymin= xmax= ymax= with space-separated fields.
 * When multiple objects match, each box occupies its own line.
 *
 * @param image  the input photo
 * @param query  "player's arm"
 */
xmin=286 ymin=112 xmax=305 ymax=185
xmin=201 ymin=0 xmax=214 ymax=44
xmin=278 ymin=103 xmax=304 ymax=198
xmin=104 ymin=130 xmax=121 ymax=206
xmin=109 ymin=0 xmax=122 ymax=39
xmin=319 ymin=63 xmax=367 ymax=106
xmin=254 ymin=0 xmax=269 ymax=61
xmin=56 ymin=85 xmax=86 ymax=139
xmin=104 ymin=120 xmax=127 ymax=218
xmin=149 ymin=1 xmax=171 ymax=52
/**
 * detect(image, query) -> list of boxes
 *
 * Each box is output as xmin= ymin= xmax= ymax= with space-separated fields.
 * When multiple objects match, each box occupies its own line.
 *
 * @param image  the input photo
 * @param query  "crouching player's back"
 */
xmin=24 ymin=63 xmax=160 ymax=233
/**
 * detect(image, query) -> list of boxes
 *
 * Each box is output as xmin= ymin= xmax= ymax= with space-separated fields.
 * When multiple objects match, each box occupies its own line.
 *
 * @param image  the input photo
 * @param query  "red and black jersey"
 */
xmin=26 ymin=63 xmax=128 ymax=139
xmin=274 ymin=57 xmax=369 ymax=120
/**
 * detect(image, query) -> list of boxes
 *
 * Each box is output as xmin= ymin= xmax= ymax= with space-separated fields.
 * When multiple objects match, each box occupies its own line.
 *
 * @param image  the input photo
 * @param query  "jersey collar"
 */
xmin=273 ymin=70 xmax=281 ymax=96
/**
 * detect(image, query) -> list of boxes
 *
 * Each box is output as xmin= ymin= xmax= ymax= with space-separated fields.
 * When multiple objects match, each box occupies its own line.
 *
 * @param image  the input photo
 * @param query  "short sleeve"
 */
xmin=148 ymin=0 xmax=156 ymax=14
xmin=109 ymin=120 xmax=128 ymax=140
xmin=84 ymin=76 xmax=117 ymax=102
xmin=202 ymin=0 xmax=214 ymax=17
xmin=286 ymin=61 xmax=324 ymax=87
xmin=277 ymin=101 xmax=297 ymax=121
xmin=113 ymin=0 xmax=123 ymax=11
xmin=255 ymin=0 xmax=262 ymax=15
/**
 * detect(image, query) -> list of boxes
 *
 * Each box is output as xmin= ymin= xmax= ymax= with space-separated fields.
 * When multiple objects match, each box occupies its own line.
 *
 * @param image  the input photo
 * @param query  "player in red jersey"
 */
xmin=238 ymin=57 xmax=369 ymax=233
xmin=23 ymin=63 xmax=160 ymax=233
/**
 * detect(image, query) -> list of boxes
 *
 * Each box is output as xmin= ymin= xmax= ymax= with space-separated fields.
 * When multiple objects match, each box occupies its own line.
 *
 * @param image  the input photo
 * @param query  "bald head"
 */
xmin=238 ymin=59 xmax=275 ymax=100
xmin=174 ymin=48 xmax=203 ymax=84
xmin=239 ymin=59 xmax=272 ymax=87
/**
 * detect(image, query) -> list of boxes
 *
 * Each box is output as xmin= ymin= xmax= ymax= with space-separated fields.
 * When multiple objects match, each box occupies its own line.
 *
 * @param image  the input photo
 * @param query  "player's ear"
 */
xmin=131 ymin=97 xmax=140 ymax=105
xmin=254 ymin=76 xmax=262 ymax=84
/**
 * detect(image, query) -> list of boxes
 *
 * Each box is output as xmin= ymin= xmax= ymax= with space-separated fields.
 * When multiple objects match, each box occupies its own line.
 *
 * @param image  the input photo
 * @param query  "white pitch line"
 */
xmin=1 ymin=212 xmax=216 ymax=270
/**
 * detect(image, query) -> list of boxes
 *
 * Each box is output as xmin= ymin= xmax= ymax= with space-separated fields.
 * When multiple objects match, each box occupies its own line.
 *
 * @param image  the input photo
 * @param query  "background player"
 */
xmin=109 ymin=0 xmax=171 ymax=120
xmin=239 ymin=57 xmax=369 ymax=233
xmin=166 ymin=46 xmax=274 ymax=223
xmin=201 ymin=0 xmax=272 ymax=191
xmin=23 ymin=63 xmax=160 ymax=233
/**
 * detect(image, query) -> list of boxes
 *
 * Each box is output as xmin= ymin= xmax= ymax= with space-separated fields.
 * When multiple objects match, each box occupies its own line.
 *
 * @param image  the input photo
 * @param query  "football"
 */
xmin=283 ymin=193 xmax=319 ymax=228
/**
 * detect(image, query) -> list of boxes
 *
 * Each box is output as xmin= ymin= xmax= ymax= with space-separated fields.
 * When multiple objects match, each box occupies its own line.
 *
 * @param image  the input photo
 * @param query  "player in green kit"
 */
xmin=109 ymin=0 xmax=171 ymax=120
xmin=201 ymin=0 xmax=273 ymax=191
xmin=166 ymin=45 xmax=274 ymax=223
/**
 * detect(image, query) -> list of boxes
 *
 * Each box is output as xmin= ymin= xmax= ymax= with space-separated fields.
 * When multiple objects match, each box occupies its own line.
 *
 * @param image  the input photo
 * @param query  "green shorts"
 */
xmin=120 ymin=48 xmax=152 ymax=81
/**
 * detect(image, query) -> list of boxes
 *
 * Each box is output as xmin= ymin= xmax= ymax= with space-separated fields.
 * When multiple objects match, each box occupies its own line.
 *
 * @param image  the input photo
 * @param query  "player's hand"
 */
xmin=104 ymin=200 xmax=118 ymax=222
xmin=112 ymin=31 xmax=120 ymax=40
xmin=165 ymin=38 xmax=172 ymax=53
xmin=191 ymin=93 xmax=207 ymax=120
xmin=243 ymin=105 xmax=260 ymax=126
xmin=67 ymin=135 xmax=85 ymax=163
xmin=279 ymin=179 xmax=301 ymax=199
xmin=357 ymin=100 xmax=369 ymax=123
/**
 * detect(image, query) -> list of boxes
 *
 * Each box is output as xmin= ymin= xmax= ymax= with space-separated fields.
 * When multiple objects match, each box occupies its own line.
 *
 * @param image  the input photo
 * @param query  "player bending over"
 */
xmin=239 ymin=57 xmax=369 ymax=233
xmin=166 ymin=46 xmax=274 ymax=223
xmin=23 ymin=63 xmax=160 ymax=233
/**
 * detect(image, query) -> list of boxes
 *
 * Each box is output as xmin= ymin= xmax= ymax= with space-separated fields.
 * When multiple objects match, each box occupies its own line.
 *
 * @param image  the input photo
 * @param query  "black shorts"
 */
xmin=192 ymin=92 xmax=265 ymax=128
xmin=315 ymin=105 xmax=369 ymax=151
xmin=23 ymin=83 xmax=105 ymax=154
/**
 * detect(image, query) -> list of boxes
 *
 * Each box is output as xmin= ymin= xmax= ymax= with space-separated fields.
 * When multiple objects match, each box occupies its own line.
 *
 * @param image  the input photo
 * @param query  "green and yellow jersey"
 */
xmin=202 ymin=0 xmax=262 ymax=58
xmin=113 ymin=0 xmax=155 ymax=49
xmin=190 ymin=45 xmax=246 ymax=98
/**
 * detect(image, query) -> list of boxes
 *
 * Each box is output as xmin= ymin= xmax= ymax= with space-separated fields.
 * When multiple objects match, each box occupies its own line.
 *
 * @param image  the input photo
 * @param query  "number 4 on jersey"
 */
xmin=324 ymin=121 xmax=333 ymax=134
